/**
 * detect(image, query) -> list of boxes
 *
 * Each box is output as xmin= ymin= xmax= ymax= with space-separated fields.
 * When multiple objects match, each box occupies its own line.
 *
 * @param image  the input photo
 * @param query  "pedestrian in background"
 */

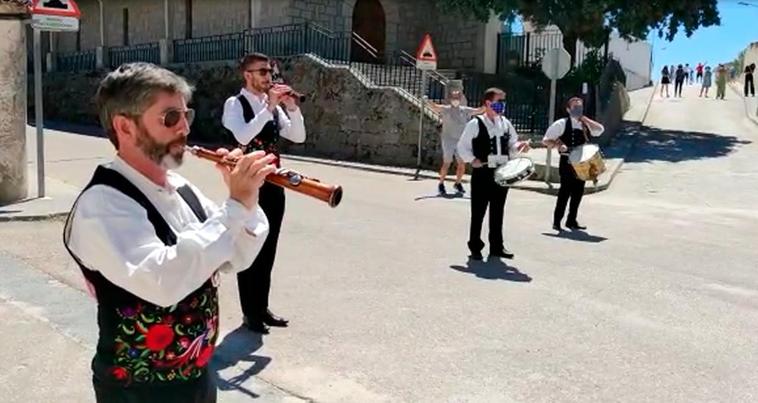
xmin=699 ymin=66 xmax=712 ymax=98
xmin=745 ymin=63 xmax=755 ymax=97
xmin=674 ymin=65 xmax=685 ymax=97
xmin=660 ymin=66 xmax=671 ymax=98
xmin=716 ymin=64 xmax=728 ymax=100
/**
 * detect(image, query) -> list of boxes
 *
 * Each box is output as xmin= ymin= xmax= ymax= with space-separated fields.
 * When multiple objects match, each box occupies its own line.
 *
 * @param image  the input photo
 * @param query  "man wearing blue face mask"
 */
xmin=457 ymin=88 xmax=531 ymax=260
xmin=542 ymin=97 xmax=605 ymax=231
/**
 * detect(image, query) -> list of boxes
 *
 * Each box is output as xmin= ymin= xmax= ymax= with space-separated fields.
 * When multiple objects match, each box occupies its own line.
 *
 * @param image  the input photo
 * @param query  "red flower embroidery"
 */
xmin=195 ymin=345 xmax=214 ymax=367
xmin=145 ymin=324 xmax=174 ymax=352
xmin=110 ymin=366 xmax=129 ymax=381
xmin=179 ymin=337 xmax=191 ymax=349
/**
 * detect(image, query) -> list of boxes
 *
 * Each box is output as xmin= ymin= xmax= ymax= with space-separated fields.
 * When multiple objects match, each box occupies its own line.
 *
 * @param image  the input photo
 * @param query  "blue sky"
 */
xmin=649 ymin=0 xmax=757 ymax=78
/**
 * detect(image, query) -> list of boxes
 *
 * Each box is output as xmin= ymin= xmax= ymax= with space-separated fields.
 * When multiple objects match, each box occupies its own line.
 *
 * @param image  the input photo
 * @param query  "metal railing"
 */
xmin=56 ymin=49 xmax=96 ymax=72
xmin=108 ymin=43 xmax=160 ymax=68
xmin=173 ymin=32 xmax=245 ymax=63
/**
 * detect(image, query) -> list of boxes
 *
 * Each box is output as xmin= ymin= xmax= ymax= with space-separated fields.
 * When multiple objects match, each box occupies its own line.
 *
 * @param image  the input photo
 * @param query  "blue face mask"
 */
xmin=490 ymin=101 xmax=506 ymax=114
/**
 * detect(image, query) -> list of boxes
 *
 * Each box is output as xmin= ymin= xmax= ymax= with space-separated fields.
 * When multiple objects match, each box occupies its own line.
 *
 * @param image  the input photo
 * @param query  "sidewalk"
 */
xmin=0 ymin=252 xmax=307 ymax=403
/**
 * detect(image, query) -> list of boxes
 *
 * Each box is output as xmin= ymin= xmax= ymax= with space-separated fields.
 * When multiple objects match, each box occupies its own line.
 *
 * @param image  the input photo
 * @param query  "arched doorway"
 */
xmin=351 ymin=0 xmax=386 ymax=63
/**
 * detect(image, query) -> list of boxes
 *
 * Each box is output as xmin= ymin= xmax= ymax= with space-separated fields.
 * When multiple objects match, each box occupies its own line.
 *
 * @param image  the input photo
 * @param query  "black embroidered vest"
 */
xmin=63 ymin=166 xmax=219 ymax=388
xmin=472 ymin=116 xmax=511 ymax=164
xmin=559 ymin=117 xmax=588 ymax=152
xmin=237 ymin=94 xmax=281 ymax=167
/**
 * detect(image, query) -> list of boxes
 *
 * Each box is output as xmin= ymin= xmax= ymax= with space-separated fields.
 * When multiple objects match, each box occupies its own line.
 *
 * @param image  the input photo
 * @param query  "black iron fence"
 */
xmin=108 ymin=42 xmax=160 ymax=69
xmin=56 ymin=49 xmax=96 ymax=72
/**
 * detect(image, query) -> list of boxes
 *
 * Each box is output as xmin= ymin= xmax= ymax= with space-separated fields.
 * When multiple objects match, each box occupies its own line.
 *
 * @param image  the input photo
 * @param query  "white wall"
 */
xmin=522 ymin=24 xmax=652 ymax=90
xmin=607 ymin=32 xmax=652 ymax=90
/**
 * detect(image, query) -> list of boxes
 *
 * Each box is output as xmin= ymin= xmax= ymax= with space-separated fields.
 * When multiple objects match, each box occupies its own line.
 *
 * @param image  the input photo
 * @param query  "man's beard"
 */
xmin=135 ymin=125 xmax=186 ymax=169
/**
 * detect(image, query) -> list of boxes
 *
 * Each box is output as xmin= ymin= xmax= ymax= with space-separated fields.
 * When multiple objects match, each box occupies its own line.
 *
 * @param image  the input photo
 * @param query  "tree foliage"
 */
xmin=436 ymin=0 xmax=720 ymax=65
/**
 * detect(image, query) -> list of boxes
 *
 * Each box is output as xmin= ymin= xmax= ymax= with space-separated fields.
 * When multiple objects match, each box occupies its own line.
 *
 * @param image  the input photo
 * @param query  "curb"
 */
xmin=0 ymin=211 xmax=69 ymax=223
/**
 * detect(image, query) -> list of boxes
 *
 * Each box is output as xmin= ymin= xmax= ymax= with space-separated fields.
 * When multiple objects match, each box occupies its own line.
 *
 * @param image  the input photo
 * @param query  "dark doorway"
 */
xmin=351 ymin=0 xmax=386 ymax=63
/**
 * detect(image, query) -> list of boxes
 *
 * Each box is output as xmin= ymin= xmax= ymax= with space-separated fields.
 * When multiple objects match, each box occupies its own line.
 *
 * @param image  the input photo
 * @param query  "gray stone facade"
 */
xmin=0 ymin=2 xmax=28 ymax=203
xmin=49 ymin=0 xmax=497 ymax=72
xmin=29 ymin=55 xmax=445 ymax=169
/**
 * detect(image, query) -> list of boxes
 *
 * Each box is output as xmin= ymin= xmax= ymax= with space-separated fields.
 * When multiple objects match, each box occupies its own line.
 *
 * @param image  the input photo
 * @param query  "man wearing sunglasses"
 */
xmin=63 ymin=62 xmax=274 ymax=402
xmin=222 ymin=53 xmax=307 ymax=334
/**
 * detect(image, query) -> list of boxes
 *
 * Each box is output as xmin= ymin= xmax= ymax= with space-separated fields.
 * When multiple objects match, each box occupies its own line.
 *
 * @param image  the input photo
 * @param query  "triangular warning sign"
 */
xmin=31 ymin=0 xmax=81 ymax=18
xmin=416 ymin=34 xmax=437 ymax=62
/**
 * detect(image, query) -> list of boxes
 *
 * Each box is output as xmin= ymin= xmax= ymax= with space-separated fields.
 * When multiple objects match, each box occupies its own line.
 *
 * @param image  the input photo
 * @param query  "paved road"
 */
xmin=2 ymin=84 xmax=758 ymax=402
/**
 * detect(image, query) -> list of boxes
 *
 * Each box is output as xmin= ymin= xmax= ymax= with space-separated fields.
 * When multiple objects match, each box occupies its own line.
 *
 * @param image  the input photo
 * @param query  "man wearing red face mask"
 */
xmin=457 ymin=88 xmax=530 ymax=261
xmin=63 ymin=62 xmax=274 ymax=402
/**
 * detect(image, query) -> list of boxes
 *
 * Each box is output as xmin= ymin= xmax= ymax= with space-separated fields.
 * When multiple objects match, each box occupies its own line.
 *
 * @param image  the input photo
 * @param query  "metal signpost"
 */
xmin=414 ymin=33 xmax=437 ymax=180
xmin=30 ymin=0 xmax=81 ymax=197
xmin=541 ymin=47 xmax=571 ymax=184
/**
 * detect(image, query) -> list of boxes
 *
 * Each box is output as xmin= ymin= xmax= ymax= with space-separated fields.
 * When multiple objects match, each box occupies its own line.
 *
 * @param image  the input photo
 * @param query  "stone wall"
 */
xmin=281 ymin=56 xmax=441 ymax=167
xmin=29 ymin=56 xmax=444 ymax=169
xmin=0 ymin=6 xmax=28 ymax=203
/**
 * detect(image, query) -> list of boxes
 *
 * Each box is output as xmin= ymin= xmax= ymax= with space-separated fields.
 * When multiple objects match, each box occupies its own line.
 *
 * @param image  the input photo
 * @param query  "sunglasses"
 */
xmin=161 ymin=108 xmax=195 ymax=128
xmin=246 ymin=68 xmax=273 ymax=76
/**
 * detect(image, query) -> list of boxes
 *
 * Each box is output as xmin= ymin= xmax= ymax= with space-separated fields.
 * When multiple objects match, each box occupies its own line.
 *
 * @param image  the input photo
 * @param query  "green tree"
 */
xmin=436 ymin=0 xmax=720 ymax=66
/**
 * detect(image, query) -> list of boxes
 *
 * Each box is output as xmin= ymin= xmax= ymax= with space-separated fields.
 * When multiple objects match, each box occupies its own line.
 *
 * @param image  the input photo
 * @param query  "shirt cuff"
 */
xmin=221 ymin=198 xmax=255 ymax=233
xmin=243 ymin=206 xmax=269 ymax=238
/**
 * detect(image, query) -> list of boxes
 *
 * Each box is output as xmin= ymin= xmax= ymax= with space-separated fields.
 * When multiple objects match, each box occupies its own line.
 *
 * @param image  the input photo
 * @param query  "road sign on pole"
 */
xmin=30 ymin=0 xmax=81 ymax=197
xmin=541 ymin=47 xmax=571 ymax=184
xmin=31 ymin=0 xmax=81 ymax=32
xmin=415 ymin=33 xmax=437 ymax=71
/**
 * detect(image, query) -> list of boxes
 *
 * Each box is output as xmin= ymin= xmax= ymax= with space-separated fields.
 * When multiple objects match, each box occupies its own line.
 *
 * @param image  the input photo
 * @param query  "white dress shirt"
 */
xmin=457 ymin=115 xmax=521 ymax=167
xmin=64 ymin=156 xmax=269 ymax=308
xmin=542 ymin=117 xmax=605 ymax=143
xmin=221 ymin=87 xmax=306 ymax=146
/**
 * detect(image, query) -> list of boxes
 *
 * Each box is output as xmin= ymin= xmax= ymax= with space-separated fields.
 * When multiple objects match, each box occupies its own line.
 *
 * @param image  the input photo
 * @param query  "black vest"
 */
xmin=63 ymin=166 xmax=218 ymax=388
xmin=559 ymin=117 xmax=588 ymax=151
xmin=472 ymin=116 xmax=511 ymax=163
xmin=237 ymin=94 xmax=281 ymax=166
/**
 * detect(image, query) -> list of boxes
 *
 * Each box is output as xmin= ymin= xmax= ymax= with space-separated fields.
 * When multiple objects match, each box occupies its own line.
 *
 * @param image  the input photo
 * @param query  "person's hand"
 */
xmin=471 ymin=158 xmax=483 ymax=168
xmin=517 ymin=140 xmax=531 ymax=153
xmin=220 ymin=149 xmax=277 ymax=210
xmin=274 ymin=84 xmax=298 ymax=111
xmin=559 ymin=144 xmax=568 ymax=153
xmin=267 ymin=85 xmax=290 ymax=112
xmin=213 ymin=147 xmax=243 ymax=188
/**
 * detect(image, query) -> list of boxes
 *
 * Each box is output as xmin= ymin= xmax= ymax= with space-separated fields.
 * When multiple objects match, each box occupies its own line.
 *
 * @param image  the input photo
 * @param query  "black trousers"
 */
xmin=745 ymin=74 xmax=755 ymax=96
xmin=674 ymin=79 xmax=684 ymax=96
xmin=237 ymin=181 xmax=285 ymax=319
xmin=553 ymin=155 xmax=585 ymax=226
xmin=468 ymin=167 xmax=509 ymax=254
xmin=93 ymin=371 xmax=216 ymax=403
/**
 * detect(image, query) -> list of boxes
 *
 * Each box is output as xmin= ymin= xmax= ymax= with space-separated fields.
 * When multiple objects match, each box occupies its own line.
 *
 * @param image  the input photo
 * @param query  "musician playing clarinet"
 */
xmin=542 ymin=97 xmax=604 ymax=232
xmin=63 ymin=62 xmax=274 ymax=402
xmin=222 ymin=52 xmax=307 ymax=334
xmin=457 ymin=88 xmax=530 ymax=261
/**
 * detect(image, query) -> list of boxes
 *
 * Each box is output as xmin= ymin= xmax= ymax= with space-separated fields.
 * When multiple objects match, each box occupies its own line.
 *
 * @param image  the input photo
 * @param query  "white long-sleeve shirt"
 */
xmin=64 ymin=156 xmax=269 ymax=308
xmin=457 ymin=115 xmax=521 ymax=167
xmin=542 ymin=117 xmax=605 ymax=142
xmin=221 ymin=87 xmax=306 ymax=146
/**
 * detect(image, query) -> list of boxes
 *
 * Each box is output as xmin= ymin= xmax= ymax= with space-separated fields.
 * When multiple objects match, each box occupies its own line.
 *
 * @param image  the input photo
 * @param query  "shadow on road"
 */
xmin=212 ymin=326 xmax=271 ymax=399
xmin=415 ymin=193 xmax=470 ymax=201
xmin=450 ymin=257 xmax=532 ymax=282
xmin=541 ymin=230 xmax=607 ymax=243
xmin=605 ymin=125 xmax=751 ymax=163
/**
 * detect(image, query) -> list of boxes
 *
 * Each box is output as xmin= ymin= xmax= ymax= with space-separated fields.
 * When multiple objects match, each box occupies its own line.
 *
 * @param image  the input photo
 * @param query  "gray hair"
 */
xmin=95 ymin=62 xmax=194 ymax=148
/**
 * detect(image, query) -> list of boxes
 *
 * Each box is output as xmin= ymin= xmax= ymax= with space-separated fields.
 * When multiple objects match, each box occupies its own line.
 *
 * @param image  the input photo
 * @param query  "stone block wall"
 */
xmin=281 ymin=56 xmax=442 ymax=167
xmin=28 ymin=56 xmax=444 ymax=169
